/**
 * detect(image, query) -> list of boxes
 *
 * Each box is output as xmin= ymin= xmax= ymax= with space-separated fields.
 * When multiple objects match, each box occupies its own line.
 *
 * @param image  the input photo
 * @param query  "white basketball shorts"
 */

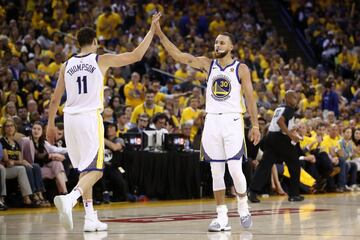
xmin=64 ymin=110 xmax=104 ymax=172
xmin=201 ymin=113 xmax=246 ymax=162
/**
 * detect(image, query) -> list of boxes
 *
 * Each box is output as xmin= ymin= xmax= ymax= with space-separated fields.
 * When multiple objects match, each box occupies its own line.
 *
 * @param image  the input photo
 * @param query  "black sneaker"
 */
xmin=248 ymin=191 xmax=260 ymax=203
xmin=288 ymin=195 xmax=305 ymax=202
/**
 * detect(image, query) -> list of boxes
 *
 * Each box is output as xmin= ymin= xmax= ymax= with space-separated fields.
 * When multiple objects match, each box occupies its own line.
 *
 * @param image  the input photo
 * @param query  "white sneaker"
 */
xmin=208 ymin=217 xmax=231 ymax=232
xmin=350 ymin=184 xmax=360 ymax=191
xmin=84 ymin=211 xmax=108 ymax=232
xmin=54 ymin=195 xmax=74 ymax=230
xmin=238 ymin=199 xmax=253 ymax=229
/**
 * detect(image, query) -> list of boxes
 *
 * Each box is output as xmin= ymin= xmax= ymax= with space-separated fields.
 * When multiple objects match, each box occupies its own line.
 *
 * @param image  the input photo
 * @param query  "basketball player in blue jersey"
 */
xmin=155 ymin=21 xmax=261 ymax=231
xmin=47 ymin=13 xmax=161 ymax=232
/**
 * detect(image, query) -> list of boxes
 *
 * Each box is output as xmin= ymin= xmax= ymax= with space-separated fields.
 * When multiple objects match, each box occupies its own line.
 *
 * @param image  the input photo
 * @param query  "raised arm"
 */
xmin=240 ymin=63 xmax=261 ymax=145
xmin=47 ymin=64 xmax=66 ymax=144
xmin=98 ymin=12 xmax=161 ymax=72
xmin=155 ymin=21 xmax=211 ymax=72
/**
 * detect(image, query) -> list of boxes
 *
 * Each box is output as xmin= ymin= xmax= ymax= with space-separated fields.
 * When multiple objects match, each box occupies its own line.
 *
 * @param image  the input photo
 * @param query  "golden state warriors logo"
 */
xmin=211 ymin=75 xmax=231 ymax=101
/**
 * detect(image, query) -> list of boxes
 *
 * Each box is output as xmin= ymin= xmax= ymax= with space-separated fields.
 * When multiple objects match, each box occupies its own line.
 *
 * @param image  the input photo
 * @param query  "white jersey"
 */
xmin=205 ymin=59 xmax=246 ymax=114
xmin=63 ymin=53 xmax=103 ymax=114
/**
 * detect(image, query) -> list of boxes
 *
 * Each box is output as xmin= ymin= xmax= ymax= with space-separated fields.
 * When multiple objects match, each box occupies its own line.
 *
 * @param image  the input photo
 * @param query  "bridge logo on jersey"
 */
xmin=211 ymin=75 xmax=231 ymax=101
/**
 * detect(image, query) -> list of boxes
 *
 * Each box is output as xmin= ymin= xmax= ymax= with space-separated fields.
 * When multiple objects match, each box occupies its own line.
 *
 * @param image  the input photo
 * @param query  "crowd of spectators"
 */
xmin=0 ymin=0 xmax=360 ymax=210
xmin=286 ymin=0 xmax=360 ymax=78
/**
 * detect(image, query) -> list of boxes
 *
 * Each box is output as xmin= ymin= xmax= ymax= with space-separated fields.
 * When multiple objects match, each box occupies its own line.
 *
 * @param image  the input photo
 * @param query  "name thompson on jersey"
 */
xmin=66 ymin=63 xmax=97 ymax=76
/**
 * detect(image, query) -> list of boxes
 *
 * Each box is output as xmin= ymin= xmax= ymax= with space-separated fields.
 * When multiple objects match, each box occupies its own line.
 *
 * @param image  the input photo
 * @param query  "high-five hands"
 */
xmin=150 ymin=12 xmax=162 ymax=33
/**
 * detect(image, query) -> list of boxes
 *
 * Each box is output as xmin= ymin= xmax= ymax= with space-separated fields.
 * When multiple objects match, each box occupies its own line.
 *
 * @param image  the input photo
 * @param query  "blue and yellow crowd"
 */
xmin=0 ymin=0 xmax=359 ymax=210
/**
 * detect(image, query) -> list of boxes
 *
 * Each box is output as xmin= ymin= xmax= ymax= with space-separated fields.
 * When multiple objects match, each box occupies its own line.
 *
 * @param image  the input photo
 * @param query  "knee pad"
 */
xmin=210 ymin=162 xmax=226 ymax=191
xmin=227 ymin=160 xmax=247 ymax=194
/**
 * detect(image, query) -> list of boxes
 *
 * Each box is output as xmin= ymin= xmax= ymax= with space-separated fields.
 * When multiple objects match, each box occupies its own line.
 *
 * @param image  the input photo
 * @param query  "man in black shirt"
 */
xmin=249 ymin=90 xmax=304 ymax=202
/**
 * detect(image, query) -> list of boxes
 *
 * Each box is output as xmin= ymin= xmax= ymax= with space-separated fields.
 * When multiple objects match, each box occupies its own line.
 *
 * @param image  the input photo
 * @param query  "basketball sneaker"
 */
xmin=54 ymin=195 xmax=74 ymax=230
xmin=208 ymin=219 xmax=231 ymax=232
xmin=84 ymin=211 xmax=108 ymax=232
xmin=238 ymin=196 xmax=253 ymax=229
xmin=239 ymin=213 xmax=253 ymax=229
xmin=208 ymin=205 xmax=231 ymax=232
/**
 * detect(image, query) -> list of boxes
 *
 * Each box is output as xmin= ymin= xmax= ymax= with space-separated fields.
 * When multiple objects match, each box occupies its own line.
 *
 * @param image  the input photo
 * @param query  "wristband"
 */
xmin=252 ymin=126 xmax=259 ymax=129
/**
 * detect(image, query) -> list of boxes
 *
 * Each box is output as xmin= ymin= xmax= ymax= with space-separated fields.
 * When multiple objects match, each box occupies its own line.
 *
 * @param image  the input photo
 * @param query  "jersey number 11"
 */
xmin=77 ymin=76 xmax=88 ymax=94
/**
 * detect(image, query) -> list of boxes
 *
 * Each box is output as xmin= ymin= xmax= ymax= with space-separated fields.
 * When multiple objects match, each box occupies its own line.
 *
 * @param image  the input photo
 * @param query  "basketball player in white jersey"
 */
xmin=46 ymin=13 xmax=161 ymax=231
xmin=155 ymin=22 xmax=261 ymax=231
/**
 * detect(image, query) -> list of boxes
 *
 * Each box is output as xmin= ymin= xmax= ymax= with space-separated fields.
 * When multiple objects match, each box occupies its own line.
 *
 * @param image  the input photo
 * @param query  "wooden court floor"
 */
xmin=1 ymin=192 xmax=359 ymax=240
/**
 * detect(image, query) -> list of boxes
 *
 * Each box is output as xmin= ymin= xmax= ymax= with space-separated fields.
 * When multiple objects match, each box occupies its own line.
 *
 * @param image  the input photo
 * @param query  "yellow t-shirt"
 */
xmin=124 ymin=82 xmax=145 ymax=108
xmin=154 ymin=92 xmax=166 ymax=105
xmin=300 ymin=135 xmax=318 ymax=152
xmin=47 ymin=62 xmax=61 ymax=76
xmin=320 ymin=135 xmax=341 ymax=155
xmin=180 ymin=107 xmax=200 ymax=125
xmin=174 ymin=69 xmax=188 ymax=84
xmin=130 ymin=104 xmax=164 ymax=124
xmin=38 ymin=63 xmax=52 ymax=76
xmin=209 ymin=20 xmax=225 ymax=36
xmin=96 ymin=13 xmax=122 ymax=40
xmin=114 ymin=76 xmax=125 ymax=86
xmin=299 ymin=98 xmax=319 ymax=112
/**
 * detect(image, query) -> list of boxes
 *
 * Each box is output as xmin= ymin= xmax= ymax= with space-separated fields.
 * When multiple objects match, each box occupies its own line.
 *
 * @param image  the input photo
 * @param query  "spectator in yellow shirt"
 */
xmin=209 ymin=14 xmax=225 ymax=37
xmin=150 ymin=79 xmax=191 ymax=106
xmin=124 ymin=72 xmax=145 ymax=108
xmin=174 ymin=64 xmax=188 ymax=84
xmin=115 ymin=111 xmax=129 ymax=136
xmin=96 ymin=6 xmax=122 ymax=42
xmin=180 ymin=97 xmax=203 ymax=141
xmin=320 ymin=124 xmax=347 ymax=192
xmin=47 ymin=53 xmax=63 ymax=77
xmin=37 ymin=53 xmax=53 ymax=76
xmin=298 ymin=89 xmax=318 ymax=114
xmin=130 ymin=89 xmax=163 ymax=126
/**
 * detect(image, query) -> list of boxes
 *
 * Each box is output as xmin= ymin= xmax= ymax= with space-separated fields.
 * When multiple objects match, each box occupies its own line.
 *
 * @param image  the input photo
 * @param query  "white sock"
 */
xmin=216 ymin=204 xmax=228 ymax=219
xmin=83 ymin=199 xmax=95 ymax=216
xmin=67 ymin=187 xmax=82 ymax=206
xmin=237 ymin=196 xmax=250 ymax=216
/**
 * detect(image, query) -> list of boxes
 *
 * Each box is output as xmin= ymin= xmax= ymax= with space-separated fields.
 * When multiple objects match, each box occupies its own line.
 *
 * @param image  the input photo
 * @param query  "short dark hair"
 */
xmin=76 ymin=27 xmax=96 ymax=48
xmin=153 ymin=113 xmax=168 ymax=124
xmin=145 ymin=89 xmax=156 ymax=95
xmin=219 ymin=32 xmax=234 ymax=45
